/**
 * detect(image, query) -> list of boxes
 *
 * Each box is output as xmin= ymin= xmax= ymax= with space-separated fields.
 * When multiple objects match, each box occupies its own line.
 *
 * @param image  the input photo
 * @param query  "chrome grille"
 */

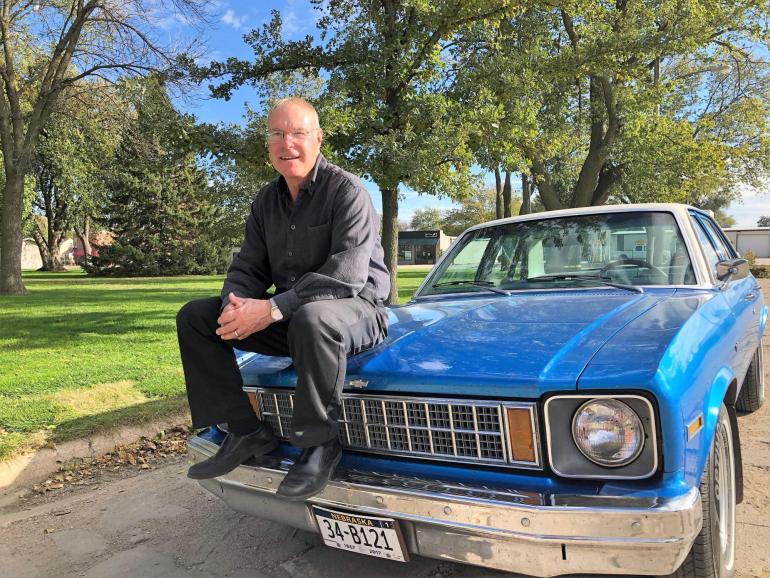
xmin=245 ymin=388 xmax=540 ymax=469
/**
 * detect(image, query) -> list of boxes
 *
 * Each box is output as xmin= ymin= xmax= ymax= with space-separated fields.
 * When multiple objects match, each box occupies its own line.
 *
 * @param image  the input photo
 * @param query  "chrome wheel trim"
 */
xmin=714 ymin=412 xmax=736 ymax=573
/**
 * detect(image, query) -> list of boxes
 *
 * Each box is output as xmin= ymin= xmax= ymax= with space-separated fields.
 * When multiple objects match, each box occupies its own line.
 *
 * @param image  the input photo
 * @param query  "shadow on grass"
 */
xmin=23 ymin=272 xmax=223 ymax=286
xmin=1 ymin=310 xmax=183 ymax=350
xmin=21 ymin=272 xmax=87 ymax=280
xmin=52 ymin=395 xmax=189 ymax=444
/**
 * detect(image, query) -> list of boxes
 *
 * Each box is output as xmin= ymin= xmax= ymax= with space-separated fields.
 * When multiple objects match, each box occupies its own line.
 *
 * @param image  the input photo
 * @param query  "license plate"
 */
xmin=311 ymin=505 xmax=409 ymax=562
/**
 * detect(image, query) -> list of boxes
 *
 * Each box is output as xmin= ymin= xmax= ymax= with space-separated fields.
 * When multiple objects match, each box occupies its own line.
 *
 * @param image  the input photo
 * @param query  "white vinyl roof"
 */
xmin=464 ymin=203 xmax=706 ymax=232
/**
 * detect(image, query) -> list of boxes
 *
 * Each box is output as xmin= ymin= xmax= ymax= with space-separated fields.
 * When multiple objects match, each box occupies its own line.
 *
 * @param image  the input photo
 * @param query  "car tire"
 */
xmin=736 ymin=343 xmax=765 ymax=414
xmin=670 ymin=403 xmax=736 ymax=578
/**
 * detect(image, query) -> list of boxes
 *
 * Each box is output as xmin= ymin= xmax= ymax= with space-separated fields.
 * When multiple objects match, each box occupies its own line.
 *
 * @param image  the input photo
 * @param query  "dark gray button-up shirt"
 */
xmin=222 ymin=155 xmax=390 ymax=318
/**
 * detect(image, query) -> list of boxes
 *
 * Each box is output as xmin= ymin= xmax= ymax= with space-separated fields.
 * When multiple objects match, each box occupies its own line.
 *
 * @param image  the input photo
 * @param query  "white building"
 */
xmin=723 ymin=228 xmax=770 ymax=258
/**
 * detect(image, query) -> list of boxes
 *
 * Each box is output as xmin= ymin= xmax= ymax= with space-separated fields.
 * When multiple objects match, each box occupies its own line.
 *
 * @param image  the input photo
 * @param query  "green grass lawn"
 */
xmin=0 ymin=267 xmax=431 ymax=461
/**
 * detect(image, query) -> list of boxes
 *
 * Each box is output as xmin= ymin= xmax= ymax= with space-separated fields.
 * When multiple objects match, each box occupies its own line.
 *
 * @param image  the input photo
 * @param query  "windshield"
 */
xmin=419 ymin=211 xmax=696 ymax=297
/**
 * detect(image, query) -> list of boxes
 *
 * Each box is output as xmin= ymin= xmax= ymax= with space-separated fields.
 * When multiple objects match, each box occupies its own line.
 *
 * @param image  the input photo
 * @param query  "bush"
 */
xmin=750 ymin=265 xmax=769 ymax=278
xmin=744 ymin=249 xmax=757 ymax=267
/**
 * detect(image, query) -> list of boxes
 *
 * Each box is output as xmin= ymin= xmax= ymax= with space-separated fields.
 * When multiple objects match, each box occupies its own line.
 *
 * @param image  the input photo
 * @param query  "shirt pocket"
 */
xmin=305 ymin=221 xmax=331 ymax=268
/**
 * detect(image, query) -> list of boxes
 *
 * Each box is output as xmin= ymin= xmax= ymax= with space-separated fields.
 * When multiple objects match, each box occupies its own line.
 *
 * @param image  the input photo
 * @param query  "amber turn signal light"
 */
xmin=506 ymin=407 xmax=536 ymax=463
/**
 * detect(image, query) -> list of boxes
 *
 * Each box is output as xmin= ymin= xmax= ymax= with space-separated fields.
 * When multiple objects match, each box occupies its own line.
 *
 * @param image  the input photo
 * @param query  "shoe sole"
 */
xmin=276 ymin=451 xmax=343 ymax=502
xmin=187 ymin=437 xmax=280 ymax=480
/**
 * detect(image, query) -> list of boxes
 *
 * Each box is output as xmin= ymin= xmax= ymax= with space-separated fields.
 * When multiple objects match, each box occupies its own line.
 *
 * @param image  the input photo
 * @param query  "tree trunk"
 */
xmin=45 ymin=195 xmax=66 ymax=272
xmin=494 ymin=167 xmax=503 ymax=219
xmin=572 ymin=76 xmax=617 ymax=208
xmin=529 ymin=157 xmax=562 ymax=211
xmin=380 ymin=187 xmax=399 ymax=305
xmin=503 ymin=171 xmax=512 ymax=218
xmin=75 ymin=215 xmax=92 ymax=266
xmin=520 ymin=173 xmax=530 ymax=215
xmin=0 ymin=172 xmax=27 ymax=293
xmin=30 ymin=226 xmax=50 ymax=270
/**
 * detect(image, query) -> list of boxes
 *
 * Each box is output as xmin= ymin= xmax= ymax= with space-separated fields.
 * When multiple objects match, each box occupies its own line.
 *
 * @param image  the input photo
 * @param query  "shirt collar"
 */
xmin=276 ymin=153 xmax=325 ymax=200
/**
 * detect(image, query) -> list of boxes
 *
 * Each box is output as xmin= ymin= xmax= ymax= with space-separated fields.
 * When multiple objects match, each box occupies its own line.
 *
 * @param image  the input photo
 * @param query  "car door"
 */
xmin=691 ymin=212 xmax=760 ymax=380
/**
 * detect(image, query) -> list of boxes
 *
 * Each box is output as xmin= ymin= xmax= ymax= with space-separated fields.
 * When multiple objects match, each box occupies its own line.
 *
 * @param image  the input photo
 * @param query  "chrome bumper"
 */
xmin=188 ymin=436 xmax=701 ymax=577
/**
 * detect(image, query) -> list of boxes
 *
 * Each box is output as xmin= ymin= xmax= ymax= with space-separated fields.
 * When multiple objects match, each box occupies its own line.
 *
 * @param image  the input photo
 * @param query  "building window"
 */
xmin=399 ymin=244 xmax=414 ymax=263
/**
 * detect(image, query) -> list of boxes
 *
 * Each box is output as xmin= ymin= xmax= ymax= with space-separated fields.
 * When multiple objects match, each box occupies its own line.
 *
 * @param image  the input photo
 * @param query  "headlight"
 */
xmin=571 ymin=399 xmax=644 ymax=467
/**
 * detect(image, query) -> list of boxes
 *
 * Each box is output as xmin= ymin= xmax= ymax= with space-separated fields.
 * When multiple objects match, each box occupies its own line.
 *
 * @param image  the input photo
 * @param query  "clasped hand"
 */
xmin=216 ymin=293 xmax=273 ymax=341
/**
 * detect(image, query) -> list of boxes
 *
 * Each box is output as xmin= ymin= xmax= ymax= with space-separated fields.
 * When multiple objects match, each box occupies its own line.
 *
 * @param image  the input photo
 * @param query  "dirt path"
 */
xmin=733 ymin=279 xmax=770 ymax=578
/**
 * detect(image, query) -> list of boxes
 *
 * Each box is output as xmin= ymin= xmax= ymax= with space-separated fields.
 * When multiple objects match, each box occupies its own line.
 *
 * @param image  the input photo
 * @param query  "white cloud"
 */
xmin=222 ymin=9 xmax=248 ymax=30
xmin=282 ymin=8 xmax=299 ymax=35
xmin=727 ymin=181 xmax=770 ymax=227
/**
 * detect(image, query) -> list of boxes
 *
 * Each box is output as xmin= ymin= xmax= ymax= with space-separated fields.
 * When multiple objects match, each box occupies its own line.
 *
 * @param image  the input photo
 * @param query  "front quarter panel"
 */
xmin=580 ymin=288 xmax=737 ymax=491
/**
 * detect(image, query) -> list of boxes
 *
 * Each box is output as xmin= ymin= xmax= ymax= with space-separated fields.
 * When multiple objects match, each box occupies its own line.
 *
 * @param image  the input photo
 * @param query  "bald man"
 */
xmin=176 ymin=98 xmax=390 ymax=500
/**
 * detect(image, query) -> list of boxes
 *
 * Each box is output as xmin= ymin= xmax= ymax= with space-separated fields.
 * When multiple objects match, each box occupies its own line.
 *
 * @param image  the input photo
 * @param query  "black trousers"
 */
xmin=176 ymin=296 xmax=388 ymax=448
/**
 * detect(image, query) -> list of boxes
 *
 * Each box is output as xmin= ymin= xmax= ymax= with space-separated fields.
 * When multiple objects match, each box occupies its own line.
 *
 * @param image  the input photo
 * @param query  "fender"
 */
xmin=682 ymin=365 xmax=735 ymax=489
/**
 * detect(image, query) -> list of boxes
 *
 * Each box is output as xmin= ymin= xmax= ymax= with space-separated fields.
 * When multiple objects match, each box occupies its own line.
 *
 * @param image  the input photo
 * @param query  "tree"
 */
xmin=0 ymin=0 xmax=206 ymax=294
xmin=713 ymin=211 xmax=736 ymax=228
xmin=441 ymin=187 xmax=519 ymax=235
xmin=27 ymin=82 xmax=123 ymax=271
xmin=87 ymin=78 xmax=225 ymax=276
xmin=757 ymin=216 xmax=770 ymax=228
xmin=409 ymin=207 xmax=445 ymax=231
xmin=191 ymin=1 xmax=521 ymax=303
xmin=457 ymin=2 xmax=770 ymax=213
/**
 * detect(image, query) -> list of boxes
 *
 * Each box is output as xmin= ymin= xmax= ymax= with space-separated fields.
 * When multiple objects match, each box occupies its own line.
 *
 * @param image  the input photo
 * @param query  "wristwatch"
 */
xmin=269 ymin=298 xmax=283 ymax=322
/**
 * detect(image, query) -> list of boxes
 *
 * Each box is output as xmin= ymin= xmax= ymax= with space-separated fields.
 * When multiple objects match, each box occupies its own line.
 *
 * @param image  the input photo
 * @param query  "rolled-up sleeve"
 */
xmin=272 ymin=180 xmax=375 ymax=318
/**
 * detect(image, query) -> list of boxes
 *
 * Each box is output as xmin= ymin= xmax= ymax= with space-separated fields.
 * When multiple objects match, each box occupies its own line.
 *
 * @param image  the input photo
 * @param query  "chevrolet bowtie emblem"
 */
xmin=348 ymin=379 xmax=369 ymax=388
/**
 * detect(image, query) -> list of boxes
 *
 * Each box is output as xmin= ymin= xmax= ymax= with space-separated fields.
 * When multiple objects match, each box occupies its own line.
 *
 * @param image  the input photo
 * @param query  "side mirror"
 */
xmin=716 ymin=258 xmax=749 ymax=283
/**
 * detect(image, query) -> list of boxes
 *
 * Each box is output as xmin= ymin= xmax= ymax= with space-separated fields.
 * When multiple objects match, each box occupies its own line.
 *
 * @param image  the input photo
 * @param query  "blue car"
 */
xmin=188 ymin=203 xmax=766 ymax=577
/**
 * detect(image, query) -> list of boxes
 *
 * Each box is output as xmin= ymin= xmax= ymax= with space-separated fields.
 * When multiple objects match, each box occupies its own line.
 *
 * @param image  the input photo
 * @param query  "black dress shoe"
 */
xmin=188 ymin=426 xmax=278 ymax=480
xmin=276 ymin=438 xmax=342 ymax=501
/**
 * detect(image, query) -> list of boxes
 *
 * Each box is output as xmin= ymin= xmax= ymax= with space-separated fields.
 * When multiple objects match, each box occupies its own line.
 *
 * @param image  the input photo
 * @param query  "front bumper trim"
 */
xmin=188 ymin=436 xmax=701 ymax=576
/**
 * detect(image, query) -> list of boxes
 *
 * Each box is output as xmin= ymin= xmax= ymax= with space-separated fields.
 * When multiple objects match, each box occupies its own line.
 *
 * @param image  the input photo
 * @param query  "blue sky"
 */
xmin=168 ymin=0 xmax=767 ymax=227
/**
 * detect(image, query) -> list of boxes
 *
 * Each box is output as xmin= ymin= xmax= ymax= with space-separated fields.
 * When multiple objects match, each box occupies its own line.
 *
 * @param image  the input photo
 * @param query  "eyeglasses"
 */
xmin=266 ymin=128 xmax=320 ymax=144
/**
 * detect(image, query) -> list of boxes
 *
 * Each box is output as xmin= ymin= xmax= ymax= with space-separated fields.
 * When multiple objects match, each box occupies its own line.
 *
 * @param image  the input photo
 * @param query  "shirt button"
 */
xmin=290 ymin=224 xmax=296 ymax=230
xmin=288 ymin=251 xmax=293 ymax=257
xmin=290 ymin=276 xmax=296 ymax=282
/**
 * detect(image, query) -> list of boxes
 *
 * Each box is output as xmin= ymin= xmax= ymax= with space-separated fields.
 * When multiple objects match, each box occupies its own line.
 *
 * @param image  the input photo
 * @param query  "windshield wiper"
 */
xmin=525 ymin=274 xmax=644 ymax=294
xmin=431 ymin=280 xmax=512 ymax=296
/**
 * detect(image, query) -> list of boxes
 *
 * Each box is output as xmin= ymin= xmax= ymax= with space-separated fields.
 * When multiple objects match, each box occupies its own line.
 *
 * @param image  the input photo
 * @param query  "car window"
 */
xmin=420 ymin=211 xmax=696 ymax=296
xmin=700 ymin=217 xmax=735 ymax=260
xmin=689 ymin=216 xmax=721 ymax=280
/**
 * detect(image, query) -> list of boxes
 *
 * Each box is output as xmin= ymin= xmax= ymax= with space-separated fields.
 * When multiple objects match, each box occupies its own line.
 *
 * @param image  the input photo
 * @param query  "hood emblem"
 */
xmin=348 ymin=379 xmax=369 ymax=389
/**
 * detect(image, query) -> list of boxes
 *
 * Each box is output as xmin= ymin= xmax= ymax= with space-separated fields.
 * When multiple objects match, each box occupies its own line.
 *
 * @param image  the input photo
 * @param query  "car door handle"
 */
xmin=745 ymin=293 xmax=756 ymax=302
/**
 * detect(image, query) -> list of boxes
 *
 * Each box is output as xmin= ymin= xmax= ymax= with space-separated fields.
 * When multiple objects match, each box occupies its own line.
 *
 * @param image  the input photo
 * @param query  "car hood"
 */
xmin=241 ymin=288 xmax=697 ymax=397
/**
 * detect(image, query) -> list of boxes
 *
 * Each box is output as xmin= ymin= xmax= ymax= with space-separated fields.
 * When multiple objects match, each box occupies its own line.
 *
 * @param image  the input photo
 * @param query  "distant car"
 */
xmin=188 ymin=203 xmax=766 ymax=577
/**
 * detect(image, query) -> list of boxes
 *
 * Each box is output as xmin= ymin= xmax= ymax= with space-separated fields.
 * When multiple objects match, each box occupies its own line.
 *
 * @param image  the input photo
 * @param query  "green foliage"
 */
xmin=713 ymin=210 xmax=736 ymax=229
xmin=0 ymin=0 xmax=207 ymax=294
xmin=744 ymin=249 xmax=757 ymax=267
xmin=26 ymin=85 xmax=125 ymax=271
xmin=457 ymin=1 xmax=770 ymax=212
xmin=441 ymin=188 xmax=516 ymax=236
xmin=758 ymin=216 xmax=770 ymax=227
xmin=750 ymin=266 xmax=769 ymax=278
xmin=87 ymin=79 xmax=227 ymax=276
xmin=409 ymin=207 xmax=445 ymax=231
xmin=409 ymin=189 xmax=518 ymax=236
